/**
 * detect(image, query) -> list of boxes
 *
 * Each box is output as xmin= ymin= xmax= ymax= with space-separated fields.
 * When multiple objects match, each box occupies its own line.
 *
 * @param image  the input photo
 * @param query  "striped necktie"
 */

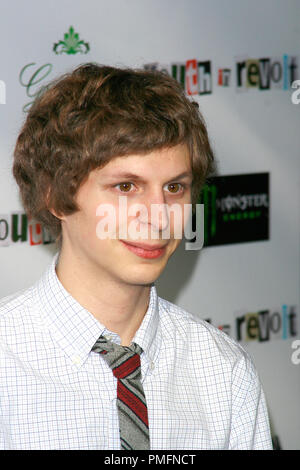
xmin=92 ymin=335 xmax=150 ymax=450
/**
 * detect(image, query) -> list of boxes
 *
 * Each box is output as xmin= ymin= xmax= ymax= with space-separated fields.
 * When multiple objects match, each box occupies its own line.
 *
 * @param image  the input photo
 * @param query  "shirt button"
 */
xmin=72 ymin=355 xmax=81 ymax=365
xmin=150 ymin=362 xmax=155 ymax=370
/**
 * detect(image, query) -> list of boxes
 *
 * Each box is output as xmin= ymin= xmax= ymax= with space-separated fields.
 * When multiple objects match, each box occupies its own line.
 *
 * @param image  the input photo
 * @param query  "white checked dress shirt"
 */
xmin=0 ymin=252 xmax=273 ymax=450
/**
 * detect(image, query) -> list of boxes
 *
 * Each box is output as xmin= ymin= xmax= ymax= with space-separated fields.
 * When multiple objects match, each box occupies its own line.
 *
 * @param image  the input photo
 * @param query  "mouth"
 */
xmin=120 ymin=240 xmax=168 ymax=259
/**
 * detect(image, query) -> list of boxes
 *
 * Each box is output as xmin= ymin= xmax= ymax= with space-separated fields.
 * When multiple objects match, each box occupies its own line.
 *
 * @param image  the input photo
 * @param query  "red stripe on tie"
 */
xmin=113 ymin=354 xmax=140 ymax=379
xmin=117 ymin=380 xmax=149 ymax=427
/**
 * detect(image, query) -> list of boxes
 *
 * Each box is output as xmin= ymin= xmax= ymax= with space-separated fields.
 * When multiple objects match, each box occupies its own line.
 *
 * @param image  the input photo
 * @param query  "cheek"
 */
xmin=169 ymin=203 xmax=191 ymax=237
xmin=68 ymin=201 xmax=103 ymax=242
xmin=167 ymin=238 xmax=182 ymax=258
xmin=95 ymin=201 xmax=120 ymax=240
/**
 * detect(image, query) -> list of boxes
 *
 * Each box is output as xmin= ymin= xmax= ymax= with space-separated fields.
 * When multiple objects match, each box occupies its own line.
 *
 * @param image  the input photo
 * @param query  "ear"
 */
xmin=46 ymin=187 xmax=66 ymax=221
xmin=48 ymin=207 xmax=65 ymax=221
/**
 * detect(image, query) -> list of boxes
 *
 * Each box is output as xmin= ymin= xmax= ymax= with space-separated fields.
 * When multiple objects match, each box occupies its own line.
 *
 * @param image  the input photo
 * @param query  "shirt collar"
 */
xmin=131 ymin=278 xmax=161 ymax=366
xmin=36 ymin=251 xmax=161 ymax=367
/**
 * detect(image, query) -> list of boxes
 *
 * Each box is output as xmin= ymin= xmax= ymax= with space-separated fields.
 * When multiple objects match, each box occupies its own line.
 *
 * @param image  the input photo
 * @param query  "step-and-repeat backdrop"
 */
xmin=0 ymin=0 xmax=299 ymax=449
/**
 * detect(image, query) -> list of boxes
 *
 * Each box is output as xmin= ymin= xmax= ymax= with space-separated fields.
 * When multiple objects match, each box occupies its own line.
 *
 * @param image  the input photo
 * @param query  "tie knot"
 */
xmin=92 ymin=335 xmax=143 ymax=380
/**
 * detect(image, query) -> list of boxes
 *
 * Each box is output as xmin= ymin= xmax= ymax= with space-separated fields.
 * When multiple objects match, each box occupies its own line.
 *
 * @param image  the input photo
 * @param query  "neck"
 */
xmin=55 ymin=247 xmax=151 ymax=346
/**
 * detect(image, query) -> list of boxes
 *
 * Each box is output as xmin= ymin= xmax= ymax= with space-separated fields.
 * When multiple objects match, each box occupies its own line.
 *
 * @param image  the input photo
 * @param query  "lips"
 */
xmin=120 ymin=239 xmax=167 ymax=259
xmin=120 ymin=240 xmax=168 ymax=251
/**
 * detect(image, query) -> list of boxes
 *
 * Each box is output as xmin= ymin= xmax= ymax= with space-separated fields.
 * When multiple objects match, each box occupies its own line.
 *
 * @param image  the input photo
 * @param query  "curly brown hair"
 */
xmin=13 ymin=62 xmax=216 ymax=245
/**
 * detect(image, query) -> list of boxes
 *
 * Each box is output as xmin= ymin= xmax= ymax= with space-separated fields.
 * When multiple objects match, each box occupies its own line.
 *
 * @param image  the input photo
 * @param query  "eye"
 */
xmin=115 ymin=182 xmax=134 ymax=192
xmin=165 ymin=183 xmax=185 ymax=194
xmin=114 ymin=181 xmax=187 ymax=194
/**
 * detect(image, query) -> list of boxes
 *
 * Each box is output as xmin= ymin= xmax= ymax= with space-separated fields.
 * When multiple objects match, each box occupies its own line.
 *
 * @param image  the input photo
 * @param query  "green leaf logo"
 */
xmin=53 ymin=26 xmax=90 ymax=55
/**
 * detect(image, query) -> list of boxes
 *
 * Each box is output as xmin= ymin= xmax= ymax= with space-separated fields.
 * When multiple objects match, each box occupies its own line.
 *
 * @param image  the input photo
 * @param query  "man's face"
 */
xmin=59 ymin=144 xmax=193 ymax=286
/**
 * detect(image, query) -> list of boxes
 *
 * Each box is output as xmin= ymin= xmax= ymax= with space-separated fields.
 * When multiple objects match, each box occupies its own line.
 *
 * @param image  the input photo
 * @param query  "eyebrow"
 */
xmin=105 ymin=171 xmax=193 ymax=183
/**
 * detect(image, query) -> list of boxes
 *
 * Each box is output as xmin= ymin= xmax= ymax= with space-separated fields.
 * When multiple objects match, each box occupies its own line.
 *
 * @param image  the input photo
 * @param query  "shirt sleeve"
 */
xmin=228 ymin=347 xmax=273 ymax=450
xmin=0 ymin=346 xmax=11 ymax=450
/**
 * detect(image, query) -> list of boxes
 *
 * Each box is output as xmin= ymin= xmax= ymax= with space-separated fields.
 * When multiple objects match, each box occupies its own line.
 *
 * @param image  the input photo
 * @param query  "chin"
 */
xmin=121 ymin=265 xmax=164 ymax=286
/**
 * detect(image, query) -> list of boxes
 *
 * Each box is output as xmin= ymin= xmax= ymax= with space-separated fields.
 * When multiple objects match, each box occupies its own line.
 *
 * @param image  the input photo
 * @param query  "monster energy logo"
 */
xmin=200 ymin=177 xmax=269 ymax=246
xmin=217 ymin=193 xmax=268 ymax=212
xmin=201 ymin=184 xmax=217 ymax=242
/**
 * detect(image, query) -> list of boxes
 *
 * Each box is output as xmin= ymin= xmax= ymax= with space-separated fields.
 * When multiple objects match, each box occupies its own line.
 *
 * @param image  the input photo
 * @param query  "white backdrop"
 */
xmin=0 ymin=0 xmax=299 ymax=449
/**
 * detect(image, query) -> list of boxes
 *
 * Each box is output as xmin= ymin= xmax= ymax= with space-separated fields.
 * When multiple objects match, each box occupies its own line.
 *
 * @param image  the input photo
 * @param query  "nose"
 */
xmin=136 ymin=188 xmax=170 ymax=235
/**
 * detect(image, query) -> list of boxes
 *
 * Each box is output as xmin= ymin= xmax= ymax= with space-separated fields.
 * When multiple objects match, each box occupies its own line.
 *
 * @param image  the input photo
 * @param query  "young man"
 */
xmin=0 ymin=63 xmax=273 ymax=450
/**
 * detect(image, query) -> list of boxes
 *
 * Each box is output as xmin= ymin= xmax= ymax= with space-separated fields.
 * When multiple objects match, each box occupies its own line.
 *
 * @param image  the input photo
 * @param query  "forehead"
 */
xmin=98 ymin=144 xmax=192 ymax=177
